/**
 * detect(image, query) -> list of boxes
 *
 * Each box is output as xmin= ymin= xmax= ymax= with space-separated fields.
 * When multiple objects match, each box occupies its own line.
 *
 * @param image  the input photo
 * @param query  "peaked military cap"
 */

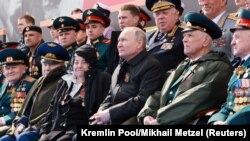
xmin=0 ymin=42 xmax=18 ymax=50
xmin=37 ymin=42 xmax=70 ymax=63
xmin=82 ymin=9 xmax=110 ymax=28
xmin=0 ymin=48 xmax=29 ymax=66
xmin=23 ymin=25 xmax=42 ymax=36
xmin=230 ymin=8 xmax=250 ymax=32
xmin=182 ymin=12 xmax=222 ymax=40
xmin=76 ymin=19 xmax=86 ymax=30
xmin=53 ymin=16 xmax=80 ymax=33
xmin=93 ymin=2 xmax=111 ymax=18
xmin=139 ymin=7 xmax=151 ymax=24
xmin=145 ymin=0 xmax=184 ymax=14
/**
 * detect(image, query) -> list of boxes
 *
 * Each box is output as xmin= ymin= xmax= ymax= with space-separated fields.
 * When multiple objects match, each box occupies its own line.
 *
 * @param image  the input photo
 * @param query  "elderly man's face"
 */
xmin=153 ymin=8 xmax=179 ymax=33
xmin=117 ymin=29 xmax=142 ymax=61
xmin=3 ymin=64 xmax=26 ymax=84
xmin=182 ymin=30 xmax=207 ymax=58
xmin=231 ymin=30 xmax=250 ymax=58
xmin=198 ymin=0 xmax=226 ymax=19
xmin=41 ymin=60 xmax=63 ymax=76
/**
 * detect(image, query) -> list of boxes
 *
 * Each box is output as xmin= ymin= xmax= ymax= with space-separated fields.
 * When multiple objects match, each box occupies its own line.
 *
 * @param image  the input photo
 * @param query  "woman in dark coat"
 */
xmin=39 ymin=45 xmax=111 ymax=141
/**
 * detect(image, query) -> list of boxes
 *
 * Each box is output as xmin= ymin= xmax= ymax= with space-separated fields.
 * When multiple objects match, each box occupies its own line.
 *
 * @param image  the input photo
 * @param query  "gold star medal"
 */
xmin=235 ymin=65 xmax=245 ymax=76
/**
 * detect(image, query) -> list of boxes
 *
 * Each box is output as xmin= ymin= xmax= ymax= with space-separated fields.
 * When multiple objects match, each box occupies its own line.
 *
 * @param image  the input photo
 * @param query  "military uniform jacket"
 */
xmin=137 ymin=51 xmax=233 ymax=125
xmin=208 ymin=56 xmax=250 ymax=125
xmin=98 ymin=50 xmax=164 ymax=124
xmin=26 ymin=40 xmax=44 ymax=79
xmin=0 ymin=75 xmax=35 ymax=125
xmin=92 ymin=35 xmax=111 ymax=72
xmin=40 ymin=71 xmax=110 ymax=135
xmin=146 ymin=22 xmax=186 ymax=73
xmin=7 ymin=65 xmax=67 ymax=135
xmin=212 ymin=12 xmax=236 ymax=60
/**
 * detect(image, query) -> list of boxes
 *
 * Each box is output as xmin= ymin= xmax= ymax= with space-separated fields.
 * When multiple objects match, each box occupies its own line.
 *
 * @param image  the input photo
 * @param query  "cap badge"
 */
xmin=59 ymin=18 xmax=64 ymax=22
xmin=87 ymin=10 xmax=92 ymax=15
xmin=6 ymin=57 xmax=13 ymax=62
xmin=48 ymin=43 xmax=56 ymax=47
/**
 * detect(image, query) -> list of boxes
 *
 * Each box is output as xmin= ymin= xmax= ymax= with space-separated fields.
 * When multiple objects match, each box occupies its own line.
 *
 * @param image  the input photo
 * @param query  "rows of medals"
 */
xmin=10 ymin=84 xmax=27 ymax=112
xmin=231 ymin=79 xmax=250 ymax=112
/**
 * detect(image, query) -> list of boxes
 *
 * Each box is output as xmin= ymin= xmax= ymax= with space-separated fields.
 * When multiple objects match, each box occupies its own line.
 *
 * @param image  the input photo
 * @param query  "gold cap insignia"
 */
xmin=48 ymin=43 xmax=56 ymax=47
xmin=44 ymin=53 xmax=57 ymax=59
xmin=151 ymin=0 xmax=175 ymax=13
xmin=6 ymin=57 xmax=13 ymax=62
xmin=185 ymin=22 xmax=206 ymax=32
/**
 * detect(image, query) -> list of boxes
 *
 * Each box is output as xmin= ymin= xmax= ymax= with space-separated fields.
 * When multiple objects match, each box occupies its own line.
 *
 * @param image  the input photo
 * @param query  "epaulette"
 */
xmin=102 ymin=39 xmax=111 ymax=44
xmin=24 ymin=76 xmax=36 ymax=82
xmin=228 ymin=13 xmax=238 ymax=21
xmin=145 ymin=26 xmax=157 ymax=32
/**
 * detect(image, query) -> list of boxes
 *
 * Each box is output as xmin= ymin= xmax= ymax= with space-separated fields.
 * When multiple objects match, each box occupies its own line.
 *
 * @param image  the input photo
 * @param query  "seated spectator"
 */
xmin=137 ymin=12 xmax=233 ymax=125
xmin=0 ymin=49 xmax=36 ymax=136
xmin=90 ymin=27 xmax=164 ymax=125
xmin=208 ymin=8 xmax=250 ymax=125
xmin=0 ymin=42 xmax=70 ymax=141
xmin=39 ymin=45 xmax=111 ymax=141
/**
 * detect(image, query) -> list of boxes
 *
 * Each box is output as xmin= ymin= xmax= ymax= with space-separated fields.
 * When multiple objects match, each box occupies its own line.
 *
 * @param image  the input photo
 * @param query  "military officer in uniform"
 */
xmin=138 ymin=12 xmax=233 ymax=125
xmin=0 ymin=42 xmax=69 ymax=141
xmin=145 ymin=0 xmax=186 ymax=74
xmin=53 ymin=16 xmax=80 ymax=69
xmin=0 ymin=49 xmax=36 ymax=136
xmin=208 ymin=9 xmax=250 ymax=125
xmin=82 ymin=9 xmax=111 ymax=72
xmin=23 ymin=25 xmax=44 ymax=79
xmin=0 ymin=42 xmax=19 ymax=87
xmin=198 ymin=0 xmax=237 ymax=60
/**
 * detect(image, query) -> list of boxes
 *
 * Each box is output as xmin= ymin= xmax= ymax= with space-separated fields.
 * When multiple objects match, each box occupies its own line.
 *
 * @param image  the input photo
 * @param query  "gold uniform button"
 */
xmin=228 ymin=102 xmax=232 ymax=106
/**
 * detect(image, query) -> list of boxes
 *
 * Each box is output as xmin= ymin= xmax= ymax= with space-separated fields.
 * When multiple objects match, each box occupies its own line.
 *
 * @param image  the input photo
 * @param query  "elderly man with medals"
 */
xmin=0 ymin=49 xmax=36 ymax=136
xmin=208 ymin=8 xmax=250 ymax=125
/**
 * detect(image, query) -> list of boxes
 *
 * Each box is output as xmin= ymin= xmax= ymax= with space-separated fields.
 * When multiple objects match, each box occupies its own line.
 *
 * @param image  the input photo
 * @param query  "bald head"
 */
xmin=118 ymin=27 xmax=146 ymax=61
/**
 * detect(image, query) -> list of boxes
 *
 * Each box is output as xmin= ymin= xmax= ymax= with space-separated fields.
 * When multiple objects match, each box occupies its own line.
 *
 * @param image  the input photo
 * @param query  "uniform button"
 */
xmin=169 ymin=100 xmax=172 ymax=103
xmin=1 ymin=106 xmax=4 ymax=110
xmin=169 ymin=91 xmax=173 ymax=95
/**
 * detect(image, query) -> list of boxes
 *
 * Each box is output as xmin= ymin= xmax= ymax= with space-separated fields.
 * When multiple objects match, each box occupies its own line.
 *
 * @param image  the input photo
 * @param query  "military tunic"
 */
xmin=91 ymin=35 xmax=110 ymax=72
xmin=208 ymin=56 xmax=250 ymax=125
xmin=147 ymin=22 xmax=186 ymax=73
xmin=0 ymin=75 xmax=35 ymax=135
xmin=138 ymin=51 xmax=233 ymax=124
xmin=212 ymin=12 xmax=237 ymax=60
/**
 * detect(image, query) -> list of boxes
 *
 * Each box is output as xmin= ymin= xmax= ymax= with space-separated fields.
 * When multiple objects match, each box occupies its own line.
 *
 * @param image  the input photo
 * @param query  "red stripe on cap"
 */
xmin=237 ymin=18 xmax=250 ymax=28
xmin=86 ymin=15 xmax=106 ymax=27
